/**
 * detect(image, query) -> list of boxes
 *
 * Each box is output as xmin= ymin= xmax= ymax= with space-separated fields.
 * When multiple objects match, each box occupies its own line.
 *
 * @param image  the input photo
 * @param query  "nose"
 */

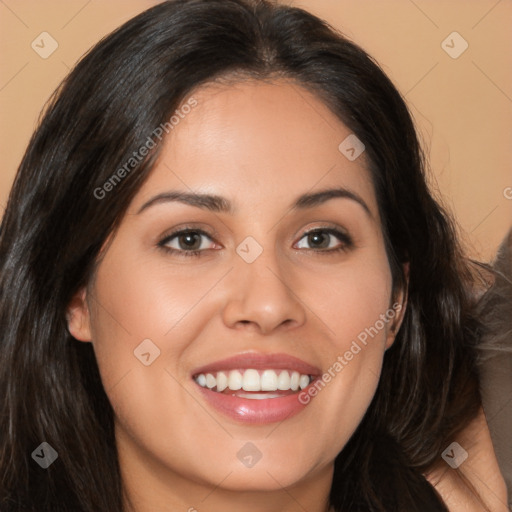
xmin=221 ymin=245 xmax=307 ymax=335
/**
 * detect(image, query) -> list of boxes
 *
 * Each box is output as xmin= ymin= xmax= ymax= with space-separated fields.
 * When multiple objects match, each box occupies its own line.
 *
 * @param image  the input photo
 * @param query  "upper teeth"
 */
xmin=194 ymin=369 xmax=312 ymax=392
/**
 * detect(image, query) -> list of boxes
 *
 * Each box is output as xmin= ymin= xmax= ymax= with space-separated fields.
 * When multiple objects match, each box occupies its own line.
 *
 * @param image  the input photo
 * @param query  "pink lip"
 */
xmin=191 ymin=352 xmax=321 ymax=377
xmin=191 ymin=352 xmax=321 ymax=424
xmin=195 ymin=384 xmax=318 ymax=424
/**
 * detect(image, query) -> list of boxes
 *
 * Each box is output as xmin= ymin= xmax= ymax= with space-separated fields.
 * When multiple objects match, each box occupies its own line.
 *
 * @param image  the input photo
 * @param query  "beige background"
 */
xmin=0 ymin=0 xmax=510 ymax=262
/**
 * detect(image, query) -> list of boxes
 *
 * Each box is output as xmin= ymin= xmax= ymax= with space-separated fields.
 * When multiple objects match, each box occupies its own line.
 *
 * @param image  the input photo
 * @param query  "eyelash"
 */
xmin=157 ymin=226 xmax=354 ymax=258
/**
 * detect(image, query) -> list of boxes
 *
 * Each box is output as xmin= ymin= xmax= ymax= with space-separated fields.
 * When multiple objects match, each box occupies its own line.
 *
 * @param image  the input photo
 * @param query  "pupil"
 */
xmin=180 ymin=233 xmax=200 ymax=250
xmin=310 ymin=232 xmax=328 ymax=248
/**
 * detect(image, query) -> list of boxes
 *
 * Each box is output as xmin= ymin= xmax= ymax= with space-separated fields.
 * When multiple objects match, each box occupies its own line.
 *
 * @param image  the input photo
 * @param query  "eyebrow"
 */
xmin=136 ymin=187 xmax=372 ymax=217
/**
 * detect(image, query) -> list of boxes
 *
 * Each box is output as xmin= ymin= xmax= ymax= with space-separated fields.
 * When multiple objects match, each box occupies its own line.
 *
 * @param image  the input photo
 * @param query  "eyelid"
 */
xmin=158 ymin=226 xmax=218 ymax=249
xmin=294 ymin=226 xmax=353 ymax=250
xmin=157 ymin=223 xmax=353 ymax=257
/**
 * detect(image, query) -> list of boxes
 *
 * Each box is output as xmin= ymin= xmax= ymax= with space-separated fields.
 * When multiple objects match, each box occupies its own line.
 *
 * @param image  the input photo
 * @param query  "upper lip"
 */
xmin=191 ymin=352 xmax=322 ymax=377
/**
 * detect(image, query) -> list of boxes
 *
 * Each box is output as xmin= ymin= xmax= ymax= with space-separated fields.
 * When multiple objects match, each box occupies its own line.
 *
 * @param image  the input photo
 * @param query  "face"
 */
xmin=68 ymin=79 xmax=405 ymax=504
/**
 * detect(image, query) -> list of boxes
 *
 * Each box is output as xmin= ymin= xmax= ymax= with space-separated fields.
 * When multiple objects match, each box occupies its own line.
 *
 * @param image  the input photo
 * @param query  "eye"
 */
xmin=158 ymin=228 xmax=217 ymax=257
xmin=295 ymin=228 xmax=353 ymax=253
xmin=157 ymin=226 xmax=353 ymax=258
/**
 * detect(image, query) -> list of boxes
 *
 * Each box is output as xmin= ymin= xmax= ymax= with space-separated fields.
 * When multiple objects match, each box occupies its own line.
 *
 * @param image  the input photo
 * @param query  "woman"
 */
xmin=0 ymin=0 xmax=507 ymax=510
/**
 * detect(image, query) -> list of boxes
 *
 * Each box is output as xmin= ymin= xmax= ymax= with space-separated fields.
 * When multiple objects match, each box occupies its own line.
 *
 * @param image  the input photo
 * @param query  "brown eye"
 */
xmin=307 ymin=232 xmax=331 ymax=249
xmin=295 ymin=228 xmax=353 ymax=252
xmin=158 ymin=229 xmax=216 ymax=257
xmin=176 ymin=232 xmax=203 ymax=250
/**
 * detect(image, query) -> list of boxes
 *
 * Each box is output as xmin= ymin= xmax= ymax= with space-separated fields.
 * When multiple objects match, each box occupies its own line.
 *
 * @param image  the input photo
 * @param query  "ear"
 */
xmin=385 ymin=262 xmax=409 ymax=350
xmin=66 ymin=287 xmax=92 ymax=342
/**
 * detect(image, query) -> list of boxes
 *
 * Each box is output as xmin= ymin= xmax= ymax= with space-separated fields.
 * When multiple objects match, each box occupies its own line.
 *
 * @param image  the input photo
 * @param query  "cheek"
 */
xmin=293 ymin=252 xmax=394 ymax=460
xmin=308 ymin=252 xmax=394 ymax=357
xmin=86 ymin=256 xmax=221 ymax=480
xmin=85 ymin=251 xmax=240 ymax=471
xmin=87 ymin=250 xmax=230 ymax=385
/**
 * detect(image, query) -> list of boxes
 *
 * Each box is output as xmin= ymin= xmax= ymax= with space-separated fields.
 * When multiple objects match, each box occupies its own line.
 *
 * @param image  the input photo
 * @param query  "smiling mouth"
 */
xmin=193 ymin=369 xmax=314 ymax=398
xmin=191 ymin=353 xmax=321 ymax=423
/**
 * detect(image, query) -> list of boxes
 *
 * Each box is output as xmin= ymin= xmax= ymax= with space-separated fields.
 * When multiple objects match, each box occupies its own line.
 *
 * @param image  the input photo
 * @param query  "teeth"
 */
xmin=194 ymin=369 xmax=313 ymax=393
xmin=290 ymin=371 xmax=300 ymax=391
xmin=299 ymin=374 xmax=310 ymax=390
xmin=261 ymin=369 xmax=278 ymax=391
xmin=228 ymin=370 xmax=242 ymax=390
xmin=205 ymin=373 xmax=216 ymax=389
xmin=216 ymin=371 xmax=228 ymax=392
xmin=277 ymin=370 xmax=291 ymax=390
xmin=237 ymin=392 xmax=283 ymax=399
xmin=243 ymin=369 xmax=260 ymax=391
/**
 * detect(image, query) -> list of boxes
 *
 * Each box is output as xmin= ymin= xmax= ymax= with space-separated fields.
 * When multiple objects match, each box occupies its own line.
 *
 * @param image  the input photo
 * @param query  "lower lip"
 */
xmin=194 ymin=383 xmax=316 ymax=424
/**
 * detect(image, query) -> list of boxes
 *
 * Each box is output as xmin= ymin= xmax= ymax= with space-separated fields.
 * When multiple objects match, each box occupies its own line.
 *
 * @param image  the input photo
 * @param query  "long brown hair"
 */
xmin=0 ymin=1 xmax=482 ymax=510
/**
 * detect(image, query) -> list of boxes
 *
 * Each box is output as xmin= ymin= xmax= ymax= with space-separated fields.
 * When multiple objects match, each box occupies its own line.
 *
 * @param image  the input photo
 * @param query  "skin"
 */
xmin=426 ymin=408 xmax=509 ymax=511
xmin=67 ymin=79 xmax=408 ymax=512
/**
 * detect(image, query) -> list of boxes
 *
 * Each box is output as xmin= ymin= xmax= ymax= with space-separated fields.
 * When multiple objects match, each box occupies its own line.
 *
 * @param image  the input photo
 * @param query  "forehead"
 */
xmin=131 ymin=79 xmax=378 ymax=219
